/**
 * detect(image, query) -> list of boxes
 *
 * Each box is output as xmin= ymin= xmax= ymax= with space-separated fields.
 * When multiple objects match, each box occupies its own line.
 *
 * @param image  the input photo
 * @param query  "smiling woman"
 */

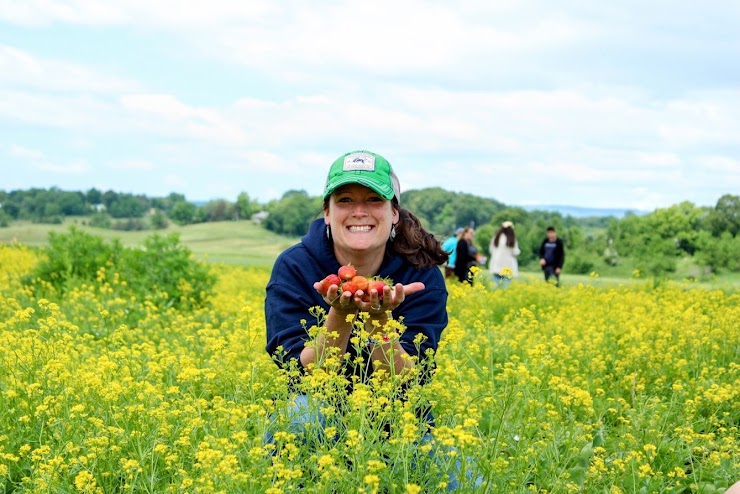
xmin=265 ymin=150 xmax=450 ymax=377
xmin=263 ymin=150 xmax=480 ymax=489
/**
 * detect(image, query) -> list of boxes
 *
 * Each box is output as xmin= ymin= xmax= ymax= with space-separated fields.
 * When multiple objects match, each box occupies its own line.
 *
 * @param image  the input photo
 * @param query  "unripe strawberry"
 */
xmin=317 ymin=274 xmax=341 ymax=296
xmin=338 ymin=264 xmax=357 ymax=281
xmin=351 ymin=275 xmax=369 ymax=292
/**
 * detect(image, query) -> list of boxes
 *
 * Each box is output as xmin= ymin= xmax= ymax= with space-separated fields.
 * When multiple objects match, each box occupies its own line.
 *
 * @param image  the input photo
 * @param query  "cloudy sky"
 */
xmin=1 ymin=1 xmax=739 ymax=211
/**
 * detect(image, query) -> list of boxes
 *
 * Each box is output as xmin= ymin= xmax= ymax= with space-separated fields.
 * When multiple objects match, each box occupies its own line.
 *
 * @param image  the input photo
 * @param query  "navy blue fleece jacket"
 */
xmin=265 ymin=218 xmax=448 ymax=374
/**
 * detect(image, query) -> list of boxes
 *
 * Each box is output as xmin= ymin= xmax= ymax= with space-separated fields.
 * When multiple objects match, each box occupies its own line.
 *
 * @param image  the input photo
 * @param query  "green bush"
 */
xmin=28 ymin=228 xmax=215 ymax=312
xmin=32 ymin=227 xmax=122 ymax=289
xmin=89 ymin=212 xmax=112 ymax=229
xmin=567 ymin=248 xmax=596 ymax=274
xmin=112 ymin=218 xmax=146 ymax=231
xmin=0 ymin=209 xmax=10 ymax=227
xmin=118 ymin=233 xmax=216 ymax=310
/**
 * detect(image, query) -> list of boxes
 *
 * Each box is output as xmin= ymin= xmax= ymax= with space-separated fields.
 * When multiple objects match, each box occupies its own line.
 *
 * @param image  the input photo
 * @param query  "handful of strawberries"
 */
xmin=317 ymin=264 xmax=392 ymax=299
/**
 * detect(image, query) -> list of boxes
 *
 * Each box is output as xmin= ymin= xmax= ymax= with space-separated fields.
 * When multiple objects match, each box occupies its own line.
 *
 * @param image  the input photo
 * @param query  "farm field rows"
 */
xmin=0 ymin=244 xmax=738 ymax=493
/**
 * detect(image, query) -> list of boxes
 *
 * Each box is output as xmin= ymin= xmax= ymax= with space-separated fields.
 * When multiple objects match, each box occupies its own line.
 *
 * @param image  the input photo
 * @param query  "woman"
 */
xmin=265 ymin=150 xmax=449 ymax=380
xmin=264 ymin=150 xmax=480 ymax=488
xmin=453 ymin=227 xmax=477 ymax=284
xmin=488 ymin=220 xmax=521 ymax=287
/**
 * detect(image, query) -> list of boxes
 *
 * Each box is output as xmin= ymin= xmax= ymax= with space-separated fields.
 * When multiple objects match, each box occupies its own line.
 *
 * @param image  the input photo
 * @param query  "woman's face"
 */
xmin=324 ymin=183 xmax=399 ymax=257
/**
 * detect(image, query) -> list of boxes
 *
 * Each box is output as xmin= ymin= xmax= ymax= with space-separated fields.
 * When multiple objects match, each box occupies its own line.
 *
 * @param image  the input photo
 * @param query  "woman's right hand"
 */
xmin=313 ymin=281 xmax=356 ymax=313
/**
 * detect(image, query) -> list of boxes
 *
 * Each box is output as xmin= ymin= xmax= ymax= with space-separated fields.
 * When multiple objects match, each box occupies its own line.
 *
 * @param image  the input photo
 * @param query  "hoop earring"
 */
xmin=389 ymin=224 xmax=397 ymax=241
xmin=326 ymin=225 xmax=331 ymax=240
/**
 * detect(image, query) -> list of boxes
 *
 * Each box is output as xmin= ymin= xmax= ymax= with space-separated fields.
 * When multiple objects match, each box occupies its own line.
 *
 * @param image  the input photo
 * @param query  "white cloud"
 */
xmin=163 ymin=174 xmax=187 ymax=190
xmin=37 ymin=160 xmax=90 ymax=174
xmin=108 ymin=159 xmax=155 ymax=171
xmin=8 ymin=144 xmax=45 ymax=160
xmin=0 ymin=44 xmax=140 ymax=92
xmin=119 ymin=94 xmax=247 ymax=145
xmin=0 ymin=0 xmax=275 ymax=27
xmin=696 ymin=155 xmax=740 ymax=174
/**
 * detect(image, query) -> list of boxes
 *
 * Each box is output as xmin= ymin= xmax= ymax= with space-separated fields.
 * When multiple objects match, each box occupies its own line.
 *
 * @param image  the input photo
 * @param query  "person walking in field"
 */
xmin=539 ymin=225 xmax=565 ymax=287
xmin=488 ymin=221 xmax=520 ymax=287
xmin=264 ymin=150 xmax=480 ymax=490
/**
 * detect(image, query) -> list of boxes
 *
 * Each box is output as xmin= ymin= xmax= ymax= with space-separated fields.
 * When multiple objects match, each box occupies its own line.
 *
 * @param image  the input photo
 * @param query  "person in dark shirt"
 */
xmin=264 ymin=150 xmax=480 ymax=489
xmin=265 ymin=150 xmax=448 ymax=381
xmin=538 ymin=226 xmax=565 ymax=287
xmin=453 ymin=227 xmax=477 ymax=284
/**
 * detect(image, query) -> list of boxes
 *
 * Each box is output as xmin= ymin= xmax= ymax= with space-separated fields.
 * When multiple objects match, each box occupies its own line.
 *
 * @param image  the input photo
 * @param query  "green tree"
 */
xmin=201 ymin=199 xmax=234 ymax=222
xmin=696 ymin=230 xmax=740 ymax=273
xmin=86 ymin=187 xmax=102 ymax=206
xmin=170 ymin=201 xmax=197 ymax=225
xmin=263 ymin=190 xmax=322 ymax=236
xmin=705 ymin=194 xmax=740 ymax=237
xmin=150 ymin=210 xmax=169 ymax=230
xmin=235 ymin=192 xmax=258 ymax=220
xmin=108 ymin=194 xmax=148 ymax=218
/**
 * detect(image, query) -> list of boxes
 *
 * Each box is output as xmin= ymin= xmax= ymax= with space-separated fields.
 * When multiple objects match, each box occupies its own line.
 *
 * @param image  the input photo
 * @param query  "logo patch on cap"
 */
xmin=343 ymin=152 xmax=375 ymax=171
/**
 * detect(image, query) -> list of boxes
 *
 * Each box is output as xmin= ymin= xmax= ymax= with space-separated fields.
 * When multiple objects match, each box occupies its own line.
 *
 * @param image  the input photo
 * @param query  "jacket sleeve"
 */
xmin=265 ymin=256 xmax=325 ymax=372
xmin=556 ymin=240 xmax=565 ymax=268
xmin=393 ymin=268 xmax=448 ymax=385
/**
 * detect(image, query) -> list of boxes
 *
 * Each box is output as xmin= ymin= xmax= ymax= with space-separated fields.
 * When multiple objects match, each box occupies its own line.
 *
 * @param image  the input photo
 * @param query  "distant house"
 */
xmin=94 ymin=204 xmax=106 ymax=212
xmin=251 ymin=211 xmax=269 ymax=224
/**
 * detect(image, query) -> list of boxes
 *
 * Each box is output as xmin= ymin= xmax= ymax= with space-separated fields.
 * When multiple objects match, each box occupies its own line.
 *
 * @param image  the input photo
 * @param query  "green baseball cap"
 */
xmin=323 ymin=150 xmax=401 ymax=203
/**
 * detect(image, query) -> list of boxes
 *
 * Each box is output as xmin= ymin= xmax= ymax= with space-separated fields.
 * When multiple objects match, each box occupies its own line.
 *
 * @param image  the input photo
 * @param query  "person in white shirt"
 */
xmin=488 ymin=221 xmax=520 ymax=287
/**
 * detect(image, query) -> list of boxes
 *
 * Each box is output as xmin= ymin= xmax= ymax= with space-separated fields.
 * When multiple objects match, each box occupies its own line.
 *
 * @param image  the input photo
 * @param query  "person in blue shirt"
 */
xmin=265 ymin=150 xmax=480 ymax=490
xmin=441 ymin=227 xmax=463 ymax=278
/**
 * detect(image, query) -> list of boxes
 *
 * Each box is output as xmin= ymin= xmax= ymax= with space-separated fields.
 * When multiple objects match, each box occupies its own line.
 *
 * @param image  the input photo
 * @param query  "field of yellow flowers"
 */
xmin=1 ymin=244 xmax=738 ymax=493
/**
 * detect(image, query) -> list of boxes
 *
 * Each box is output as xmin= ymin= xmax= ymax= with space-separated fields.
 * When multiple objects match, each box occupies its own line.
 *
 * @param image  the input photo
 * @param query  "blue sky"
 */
xmin=1 ymin=1 xmax=739 ymax=211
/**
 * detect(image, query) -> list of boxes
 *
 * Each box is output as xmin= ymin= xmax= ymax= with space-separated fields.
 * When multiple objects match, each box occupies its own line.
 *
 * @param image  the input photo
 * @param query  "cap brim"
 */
xmin=324 ymin=176 xmax=395 ymax=201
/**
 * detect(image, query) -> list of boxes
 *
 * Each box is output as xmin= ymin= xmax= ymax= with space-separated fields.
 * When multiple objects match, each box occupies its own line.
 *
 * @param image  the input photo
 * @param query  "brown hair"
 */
xmin=389 ymin=201 xmax=449 ymax=269
xmin=493 ymin=226 xmax=516 ymax=248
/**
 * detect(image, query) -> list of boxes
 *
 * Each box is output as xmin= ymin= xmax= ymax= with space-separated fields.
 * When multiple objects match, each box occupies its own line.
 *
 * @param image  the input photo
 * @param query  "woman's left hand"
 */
xmin=354 ymin=282 xmax=425 ymax=314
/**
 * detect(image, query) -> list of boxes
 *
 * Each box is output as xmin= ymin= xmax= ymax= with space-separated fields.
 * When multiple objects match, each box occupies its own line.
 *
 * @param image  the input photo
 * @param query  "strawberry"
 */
xmin=351 ymin=275 xmax=369 ymax=292
xmin=338 ymin=264 xmax=357 ymax=281
xmin=369 ymin=280 xmax=389 ymax=299
xmin=317 ymin=274 xmax=341 ymax=296
xmin=341 ymin=281 xmax=359 ymax=295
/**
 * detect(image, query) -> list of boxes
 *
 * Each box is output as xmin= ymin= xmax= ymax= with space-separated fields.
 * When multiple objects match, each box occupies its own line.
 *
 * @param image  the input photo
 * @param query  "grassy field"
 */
xmin=0 ymin=218 xmax=299 ymax=267
xmin=2 ymin=218 xmax=739 ymax=289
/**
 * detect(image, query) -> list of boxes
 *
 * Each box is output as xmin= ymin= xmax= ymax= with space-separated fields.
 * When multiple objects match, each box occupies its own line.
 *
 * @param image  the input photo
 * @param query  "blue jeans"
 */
xmin=493 ymin=273 xmax=512 ymax=288
xmin=264 ymin=394 xmax=482 ymax=491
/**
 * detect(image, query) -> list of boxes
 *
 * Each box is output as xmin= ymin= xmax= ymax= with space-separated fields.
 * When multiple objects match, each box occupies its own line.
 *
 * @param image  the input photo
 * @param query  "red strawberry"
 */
xmin=341 ymin=281 xmax=359 ymax=295
xmin=338 ymin=264 xmax=357 ymax=281
xmin=369 ymin=280 xmax=389 ymax=299
xmin=351 ymin=275 xmax=369 ymax=292
xmin=317 ymin=274 xmax=341 ymax=296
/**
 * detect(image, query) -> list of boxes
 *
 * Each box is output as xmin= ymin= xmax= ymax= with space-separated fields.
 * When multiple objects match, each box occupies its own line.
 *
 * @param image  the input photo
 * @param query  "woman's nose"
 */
xmin=352 ymin=203 xmax=368 ymax=215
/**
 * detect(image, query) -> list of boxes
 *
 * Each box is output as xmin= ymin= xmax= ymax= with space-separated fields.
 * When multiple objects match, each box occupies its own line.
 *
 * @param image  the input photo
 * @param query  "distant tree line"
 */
xmin=0 ymin=188 xmax=260 ymax=231
xmin=1 ymin=186 xmax=738 ymax=277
